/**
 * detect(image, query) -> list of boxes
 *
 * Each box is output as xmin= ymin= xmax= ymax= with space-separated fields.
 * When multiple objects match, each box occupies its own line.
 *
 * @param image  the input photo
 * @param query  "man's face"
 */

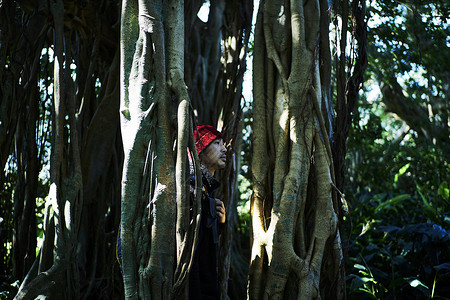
xmin=200 ymin=138 xmax=227 ymax=174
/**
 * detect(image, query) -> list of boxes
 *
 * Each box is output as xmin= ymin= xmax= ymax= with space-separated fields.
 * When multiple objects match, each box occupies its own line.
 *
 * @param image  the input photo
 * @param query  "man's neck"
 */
xmin=200 ymin=164 xmax=220 ymax=194
xmin=200 ymin=162 xmax=215 ymax=176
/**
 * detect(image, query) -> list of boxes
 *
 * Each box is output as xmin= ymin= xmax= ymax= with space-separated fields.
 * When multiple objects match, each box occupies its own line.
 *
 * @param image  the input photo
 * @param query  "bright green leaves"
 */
xmin=438 ymin=181 xmax=449 ymax=200
xmin=394 ymin=163 xmax=410 ymax=185
xmin=375 ymin=194 xmax=410 ymax=213
xmin=347 ymin=263 xmax=388 ymax=299
xmin=121 ymin=109 xmax=131 ymax=121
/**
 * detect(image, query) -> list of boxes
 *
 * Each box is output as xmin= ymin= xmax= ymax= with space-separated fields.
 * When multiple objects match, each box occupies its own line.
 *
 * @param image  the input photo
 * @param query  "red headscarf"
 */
xmin=193 ymin=125 xmax=225 ymax=155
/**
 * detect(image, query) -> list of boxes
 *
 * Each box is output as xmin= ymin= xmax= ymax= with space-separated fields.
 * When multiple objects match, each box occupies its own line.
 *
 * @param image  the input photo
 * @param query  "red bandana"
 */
xmin=193 ymin=125 xmax=225 ymax=155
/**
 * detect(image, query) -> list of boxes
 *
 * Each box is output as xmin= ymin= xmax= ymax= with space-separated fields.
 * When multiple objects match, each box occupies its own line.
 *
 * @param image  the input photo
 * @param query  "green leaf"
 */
xmin=348 ymin=274 xmax=365 ymax=291
xmin=360 ymin=277 xmax=376 ymax=284
xmin=410 ymin=279 xmax=424 ymax=288
xmin=409 ymin=278 xmax=430 ymax=296
xmin=354 ymin=264 xmax=370 ymax=276
xmin=416 ymin=183 xmax=433 ymax=210
xmin=438 ymin=181 xmax=449 ymax=200
xmin=375 ymin=194 xmax=410 ymax=212
xmin=354 ymin=264 xmax=367 ymax=271
xmin=121 ymin=109 xmax=131 ymax=121
xmin=394 ymin=163 xmax=410 ymax=183
xmin=434 ymin=262 xmax=450 ymax=272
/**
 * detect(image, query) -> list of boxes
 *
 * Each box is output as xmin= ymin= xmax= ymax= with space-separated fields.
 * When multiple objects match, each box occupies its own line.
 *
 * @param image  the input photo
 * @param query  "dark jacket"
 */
xmin=189 ymin=164 xmax=221 ymax=300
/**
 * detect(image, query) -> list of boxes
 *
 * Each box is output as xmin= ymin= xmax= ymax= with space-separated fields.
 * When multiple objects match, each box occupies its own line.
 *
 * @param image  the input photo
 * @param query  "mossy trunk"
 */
xmin=119 ymin=0 xmax=202 ymax=298
xmin=249 ymin=0 xmax=345 ymax=298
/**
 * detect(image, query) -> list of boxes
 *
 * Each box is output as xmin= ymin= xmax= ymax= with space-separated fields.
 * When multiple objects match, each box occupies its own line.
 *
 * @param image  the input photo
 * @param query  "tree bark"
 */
xmin=333 ymin=0 xmax=368 ymax=194
xmin=380 ymin=79 xmax=448 ymax=147
xmin=249 ymin=0 xmax=344 ymax=298
xmin=119 ymin=0 xmax=197 ymax=298
xmin=13 ymin=79 xmax=39 ymax=281
xmin=10 ymin=1 xmax=123 ymax=298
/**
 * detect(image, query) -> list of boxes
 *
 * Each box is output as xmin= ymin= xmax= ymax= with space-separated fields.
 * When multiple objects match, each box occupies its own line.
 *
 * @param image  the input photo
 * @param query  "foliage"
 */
xmin=346 ymin=219 xmax=450 ymax=299
xmin=1 ymin=0 xmax=124 ymax=297
xmin=344 ymin=88 xmax=449 ymax=299
xmin=366 ymin=0 xmax=449 ymax=144
xmin=0 ymin=159 xmax=16 ymax=299
xmin=345 ymin=1 xmax=449 ymax=295
xmin=237 ymin=97 xmax=253 ymax=240
xmin=1 ymin=0 xmax=447 ymax=298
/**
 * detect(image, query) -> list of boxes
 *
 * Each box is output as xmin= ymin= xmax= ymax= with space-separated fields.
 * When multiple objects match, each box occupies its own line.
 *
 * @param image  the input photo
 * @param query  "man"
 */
xmin=189 ymin=124 xmax=227 ymax=299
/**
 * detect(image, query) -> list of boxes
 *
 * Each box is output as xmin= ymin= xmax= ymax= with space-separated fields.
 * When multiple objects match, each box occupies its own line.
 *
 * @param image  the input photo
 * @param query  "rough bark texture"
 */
xmin=1 ymin=5 xmax=45 ymax=281
xmin=119 ymin=0 xmax=205 ymax=298
xmin=120 ymin=1 xmax=172 ymax=298
xmin=331 ymin=3 xmax=367 ymax=296
xmin=5 ymin=1 xmax=124 ymax=298
xmin=3 ymin=0 xmax=251 ymax=298
xmin=214 ymin=1 xmax=253 ymax=298
xmin=249 ymin=0 xmax=345 ymax=298
xmin=333 ymin=0 xmax=368 ymax=195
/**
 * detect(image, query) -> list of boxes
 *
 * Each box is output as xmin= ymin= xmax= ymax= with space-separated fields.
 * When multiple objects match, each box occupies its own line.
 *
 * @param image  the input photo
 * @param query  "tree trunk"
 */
xmin=11 ymin=1 xmax=123 ymax=298
xmin=380 ymin=79 xmax=448 ymax=147
xmin=119 ymin=0 xmax=198 ymax=298
xmin=4 ymin=0 xmax=250 ymax=298
xmin=13 ymin=79 xmax=39 ymax=281
xmin=249 ymin=0 xmax=345 ymax=298
xmin=332 ymin=0 xmax=367 ymax=194
xmin=214 ymin=2 xmax=253 ymax=299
